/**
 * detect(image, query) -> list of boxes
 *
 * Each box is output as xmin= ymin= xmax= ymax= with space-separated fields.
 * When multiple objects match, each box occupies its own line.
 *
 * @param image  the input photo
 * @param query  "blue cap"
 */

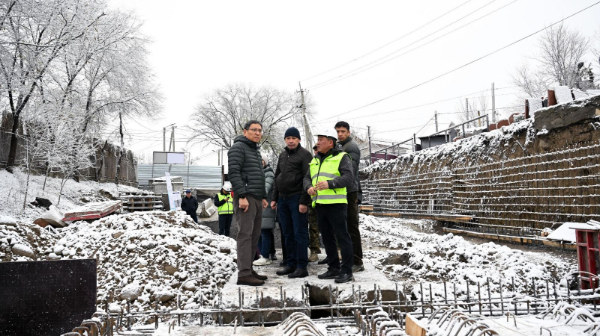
xmin=185 ymin=189 xmax=191 ymax=193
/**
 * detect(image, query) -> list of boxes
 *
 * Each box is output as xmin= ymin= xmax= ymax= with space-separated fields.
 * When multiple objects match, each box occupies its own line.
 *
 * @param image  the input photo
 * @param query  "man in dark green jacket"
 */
xmin=335 ymin=121 xmax=364 ymax=272
xmin=228 ymin=120 xmax=268 ymax=286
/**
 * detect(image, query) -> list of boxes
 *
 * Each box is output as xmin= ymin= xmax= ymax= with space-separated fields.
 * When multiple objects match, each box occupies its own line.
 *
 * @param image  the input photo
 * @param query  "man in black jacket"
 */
xmin=181 ymin=190 xmax=198 ymax=223
xmin=228 ymin=120 xmax=269 ymax=287
xmin=271 ymin=127 xmax=313 ymax=278
xmin=335 ymin=121 xmax=365 ymax=272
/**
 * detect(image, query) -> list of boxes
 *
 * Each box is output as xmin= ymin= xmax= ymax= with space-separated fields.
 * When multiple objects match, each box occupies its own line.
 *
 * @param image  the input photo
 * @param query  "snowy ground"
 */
xmin=0 ymin=168 xmax=140 ymax=223
xmin=0 ymin=168 xmax=584 ymax=334
xmin=359 ymin=214 xmax=575 ymax=298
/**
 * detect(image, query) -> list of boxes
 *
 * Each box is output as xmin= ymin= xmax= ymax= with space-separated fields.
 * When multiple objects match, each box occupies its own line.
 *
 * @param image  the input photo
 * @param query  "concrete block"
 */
xmin=533 ymin=95 xmax=600 ymax=131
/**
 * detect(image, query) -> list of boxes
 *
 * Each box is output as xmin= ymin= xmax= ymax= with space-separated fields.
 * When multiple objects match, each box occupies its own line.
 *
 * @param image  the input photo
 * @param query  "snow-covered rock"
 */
xmin=11 ymin=243 xmax=35 ymax=258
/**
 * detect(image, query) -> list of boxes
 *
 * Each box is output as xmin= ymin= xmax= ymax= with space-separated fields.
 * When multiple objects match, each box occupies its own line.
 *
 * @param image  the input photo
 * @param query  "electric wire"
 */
xmin=306 ymin=0 xmax=515 ymax=90
xmin=301 ymin=0 xmax=474 ymax=82
xmin=326 ymin=1 xmax=600 ymax=119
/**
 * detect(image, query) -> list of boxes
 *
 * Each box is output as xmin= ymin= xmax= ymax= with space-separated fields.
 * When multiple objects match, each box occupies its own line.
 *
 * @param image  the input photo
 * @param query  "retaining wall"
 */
xmin=361 ymin=95 xmax=600 ymax=230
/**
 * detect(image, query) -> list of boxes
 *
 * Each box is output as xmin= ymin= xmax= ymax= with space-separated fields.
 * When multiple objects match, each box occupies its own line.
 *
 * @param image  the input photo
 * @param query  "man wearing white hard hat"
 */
xmin=214 ymin=182 xmax=234 ymax=236
xmin=303 ymin=128 xmax=355 ymax=283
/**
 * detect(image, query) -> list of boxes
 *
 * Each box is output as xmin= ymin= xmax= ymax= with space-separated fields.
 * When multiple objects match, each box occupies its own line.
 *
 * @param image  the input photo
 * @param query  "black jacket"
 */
xmin=227 ymin=135 xmax=266 ymax=200
xmin=337 ymin=136 xmax=361 ymax=193
xmin=181 ymin=196 xmax=198 ymax=215
xmin=303 ymin=148 xmax=355 ymax=194
xmin=272 ymin=144 xmax=313 ymax=205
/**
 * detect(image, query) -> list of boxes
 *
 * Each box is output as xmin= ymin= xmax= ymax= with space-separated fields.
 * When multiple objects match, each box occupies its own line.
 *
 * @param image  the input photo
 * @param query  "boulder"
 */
xmin=119 ymin=282 xmax=143 ymax=301
xmin=0 ymin=216 xmax=17 ymax=227
xmin=12 ymin=244 xmax=35 ymax=258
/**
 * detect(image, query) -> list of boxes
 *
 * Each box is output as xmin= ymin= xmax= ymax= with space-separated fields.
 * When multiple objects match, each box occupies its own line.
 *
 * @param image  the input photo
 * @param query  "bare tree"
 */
xmin=511 ymin=62 xmax=550 ymax=98
xmin=512 ymin=23 xmax=592 ymax=96
xmin=188 ymin=83 xmax=303 ymax=151
xmin=538 ymin=23 xmax=590 ymax=87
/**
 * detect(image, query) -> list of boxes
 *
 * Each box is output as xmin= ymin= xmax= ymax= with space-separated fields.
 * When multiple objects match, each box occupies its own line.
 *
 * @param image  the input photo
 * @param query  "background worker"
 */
xmin=335 ymin=121 xmax=365 ymax=272
xmin=308 ymin=145 xmax=322 ymax=262
xmin=214 ymin=183 xmax=234 ymax=236
xmin=181 ymin=189 xmax=198 ymax=223
xmin=254 ymin=153 xmax=276 ymax=266
xmin=304 ymin=130 xmax=355 ymax=283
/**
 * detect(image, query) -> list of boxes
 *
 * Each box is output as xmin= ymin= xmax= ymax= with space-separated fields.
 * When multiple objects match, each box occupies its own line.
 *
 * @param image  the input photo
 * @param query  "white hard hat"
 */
xmin=314 ymin=127 xmax=337 ymax=141
xmin=222 ymin=182 xmax=232 ymax=191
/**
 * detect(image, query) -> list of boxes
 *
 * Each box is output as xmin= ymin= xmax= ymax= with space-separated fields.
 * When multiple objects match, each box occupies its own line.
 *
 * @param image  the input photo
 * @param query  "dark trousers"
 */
xmin=316 ymin=203 xmax=354 ymax=275
xmin=218 ymin=214 xmax=233 ymax=236
xmin=279 ymin=221 xmax=287 ymax=260
xmin=186 ymin=211 xmax=198 ymax=223
xmin=258 ymin=229 xmax=273 ymax=258
xmin=347 ymin=191 xmax=363 ymax=265
xmin=278 ymin=194 xmax=309 ymax=269
xmin=233 ymin=196 xmax=262 ymax=277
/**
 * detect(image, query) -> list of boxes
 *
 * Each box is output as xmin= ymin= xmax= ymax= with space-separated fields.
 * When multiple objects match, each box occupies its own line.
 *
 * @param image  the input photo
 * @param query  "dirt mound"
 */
xmin=43 ymin=211 xmax=237 ymax=316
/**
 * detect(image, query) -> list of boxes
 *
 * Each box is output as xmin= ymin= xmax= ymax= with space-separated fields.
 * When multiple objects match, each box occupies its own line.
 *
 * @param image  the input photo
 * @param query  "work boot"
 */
xmin=276 ymin=266 xmax=296 ymax=276
xmin=270 ymin=253 xmax=277 ymax=261
xmin=288 ymin=268 xmax=309 ymax=279
xmin=334 ymin=273 xmax=353 ymax=283
xmin=317 ymin=269 xmax=340 ymax=279
xmin=308 ymin=251 xmax=319 ymax=262
xmin=252 ymin=270 xmax=268 ymax=281
xmin=253 ymin=256 xmax=272 ymax=266
xmin=352 ymin=263 xmax=365 ymax=273
xmin=279 ymin=260 xmax=287 ymax=267
xmin=317 ymin=256 xmax=330 ymax=265
xmin=237 ymin=275 xmax=264 ymax=286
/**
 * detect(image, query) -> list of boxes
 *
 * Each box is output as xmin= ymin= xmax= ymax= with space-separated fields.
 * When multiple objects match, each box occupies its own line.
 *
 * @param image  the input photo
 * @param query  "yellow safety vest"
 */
xmin=309 ymin=152 xmax=348 ymax=207
xmin=217 ymin=194 xmax=233 ymax=215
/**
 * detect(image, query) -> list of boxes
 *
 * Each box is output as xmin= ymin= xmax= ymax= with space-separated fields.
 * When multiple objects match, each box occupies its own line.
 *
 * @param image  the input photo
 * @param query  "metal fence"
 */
xmin=137 ymin=164 xmax=222 ymax=190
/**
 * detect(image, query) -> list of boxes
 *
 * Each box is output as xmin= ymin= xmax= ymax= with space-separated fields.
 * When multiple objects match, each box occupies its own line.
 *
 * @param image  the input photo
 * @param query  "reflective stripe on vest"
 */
xmin=309 ymin=152 xmax=348 ymax=206
xmin=218 ymin=194 xmax=233 ymax=214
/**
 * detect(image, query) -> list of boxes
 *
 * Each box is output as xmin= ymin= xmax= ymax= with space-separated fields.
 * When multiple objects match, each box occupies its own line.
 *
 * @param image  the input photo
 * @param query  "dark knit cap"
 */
xmin=284 ymin=127 xmax=301 ymax=139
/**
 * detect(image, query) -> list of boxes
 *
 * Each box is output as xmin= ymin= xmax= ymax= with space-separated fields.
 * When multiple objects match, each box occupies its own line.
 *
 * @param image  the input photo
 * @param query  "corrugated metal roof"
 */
xmin=138 ymin=164 xmax=222 ymax=189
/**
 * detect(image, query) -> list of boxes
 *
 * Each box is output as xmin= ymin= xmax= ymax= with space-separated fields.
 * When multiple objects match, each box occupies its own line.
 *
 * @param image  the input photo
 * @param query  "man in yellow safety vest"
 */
xmin=303 ymin=129 xmax=355 ymax=283
xmin=214 ymin=183 xmax=234 ymax=236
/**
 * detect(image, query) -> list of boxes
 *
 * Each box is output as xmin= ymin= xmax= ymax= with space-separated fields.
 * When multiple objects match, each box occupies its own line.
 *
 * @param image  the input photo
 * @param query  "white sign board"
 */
xmin=153 ymin=151 xmax=185 ymax=164
xmin=164 ymin=172 xmax=180 ymax=210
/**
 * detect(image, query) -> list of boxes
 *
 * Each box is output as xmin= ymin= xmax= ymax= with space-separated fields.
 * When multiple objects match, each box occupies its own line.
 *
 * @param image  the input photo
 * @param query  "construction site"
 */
xmin=3 ymin=1 xmax=600 ymax=336
xmin=1 ymin=88 xmax=600 ymax=336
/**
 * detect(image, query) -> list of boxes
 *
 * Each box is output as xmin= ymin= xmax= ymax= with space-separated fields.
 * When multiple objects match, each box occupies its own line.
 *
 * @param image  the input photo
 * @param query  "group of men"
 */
xmin=228 ymin=120 xmax=363 ymax=286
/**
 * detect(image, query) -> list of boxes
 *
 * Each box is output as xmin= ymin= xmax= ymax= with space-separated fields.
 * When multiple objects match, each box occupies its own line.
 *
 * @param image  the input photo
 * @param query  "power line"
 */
xmin=301 ymin=0 xmax=474 ymax=82
xmin=328 ymin=1 xmax=600 ymax=118
xmin=307 ymin=0 xmax=513 ymax=90
xmin=319 ymin=86 xmax=516 ymax=122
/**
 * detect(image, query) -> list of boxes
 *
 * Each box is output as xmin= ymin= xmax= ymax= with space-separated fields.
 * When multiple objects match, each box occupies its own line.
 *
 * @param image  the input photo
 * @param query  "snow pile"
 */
xmin=43 ymin=211 xmax=237 ymax=315
xmin=360 ymin=215 xmax=574 ymax=292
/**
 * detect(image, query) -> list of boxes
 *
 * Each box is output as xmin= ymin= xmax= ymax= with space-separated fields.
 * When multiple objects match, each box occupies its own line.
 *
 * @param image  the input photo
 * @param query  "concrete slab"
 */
xmin=220 ymin=251 xmax=400 ymax=310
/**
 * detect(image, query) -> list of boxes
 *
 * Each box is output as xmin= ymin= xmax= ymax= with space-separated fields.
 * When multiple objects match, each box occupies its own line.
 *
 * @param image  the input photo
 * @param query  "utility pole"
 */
xmin=367 ymin=125 xmax=372 ymax=164
xmin=171 ymin=126 xmax=176 ymax=152
xmin=465 ymin=98 xmax=470 ymax=129
xmin=217 ymin=149 xmax=221 ymax=166
xmin=298 ymin=82 xmax=313 ymax=149
xmin=434 ymin=111 xmax=438 ymax=132
xmin=491 ymin=82 xmax=496 ymax=123
xmin=163 ymin=127 xmax=166 ymax=151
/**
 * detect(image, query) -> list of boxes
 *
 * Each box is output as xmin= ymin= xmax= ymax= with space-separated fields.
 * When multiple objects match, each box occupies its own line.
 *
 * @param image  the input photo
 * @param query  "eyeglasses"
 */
xmin=247 ymin=128 xmax=263 ymax=133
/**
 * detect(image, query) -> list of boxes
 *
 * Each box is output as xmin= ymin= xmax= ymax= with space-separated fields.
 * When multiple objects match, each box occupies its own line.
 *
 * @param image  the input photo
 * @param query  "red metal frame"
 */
xmin=576 ymin=229 xmax=600 ymax=289
xmin=62 ymin=203 xmax=122 ymax=222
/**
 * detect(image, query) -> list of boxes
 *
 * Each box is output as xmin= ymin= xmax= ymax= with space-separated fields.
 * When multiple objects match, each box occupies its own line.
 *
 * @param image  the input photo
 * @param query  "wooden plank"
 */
xmin=364 ymin=212 xmax=473 ymax=222
xmin=405 ymin=314 xmax=427 ymax=336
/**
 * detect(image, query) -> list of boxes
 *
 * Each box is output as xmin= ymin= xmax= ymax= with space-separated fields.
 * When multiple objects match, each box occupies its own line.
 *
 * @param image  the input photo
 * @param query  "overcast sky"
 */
xmin=107 ymin=0 xmax=599 ymax=165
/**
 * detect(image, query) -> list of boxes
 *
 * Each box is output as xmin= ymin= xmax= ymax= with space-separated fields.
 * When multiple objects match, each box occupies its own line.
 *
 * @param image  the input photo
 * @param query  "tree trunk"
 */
xmin=6 ymin=113 xmax=20 ymax=170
